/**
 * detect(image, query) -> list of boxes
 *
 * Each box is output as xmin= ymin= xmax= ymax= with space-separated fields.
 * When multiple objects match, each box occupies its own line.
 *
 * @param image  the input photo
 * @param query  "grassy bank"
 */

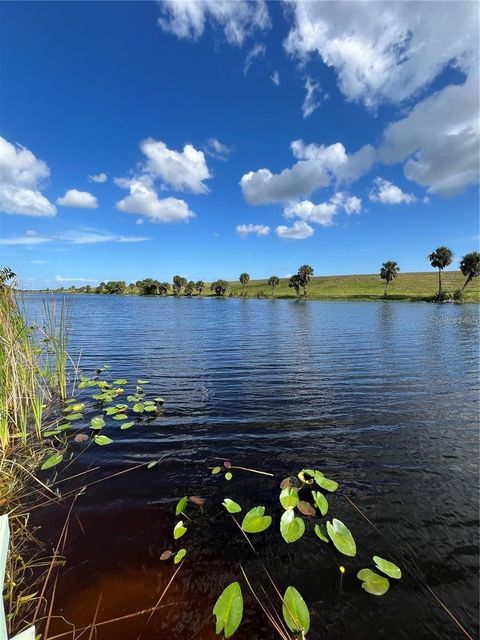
xmin=46 ymin=271 xmax=479 ymax=302
xmin=219 ymin=271 xmax=480 ymax=302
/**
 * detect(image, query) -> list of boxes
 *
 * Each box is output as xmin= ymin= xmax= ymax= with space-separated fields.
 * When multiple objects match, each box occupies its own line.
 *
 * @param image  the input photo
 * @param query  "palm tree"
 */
xmin=459 ymin=252 xmax=480 ymax=290
xmin=239 ymin=272 xmax=250 ymax=295
xmin=379 ymin=261 xmax=400 ymax=298
xmin=428 ymin=246 xmax=453 ymax=295
xmin=289 ymin=274 xmax=302 ymax=297
xmin=195 ymin=281 xmax=205 ymax=295
xmin=172 ymin=275 xmax=187 ymax=295
xmin=210 ymin=280 xmax=228 ymax=296
xmin=268 ymin=275 xmax=279 ymax=297
xmin=297 ymin=265 xmax=314 ymax=297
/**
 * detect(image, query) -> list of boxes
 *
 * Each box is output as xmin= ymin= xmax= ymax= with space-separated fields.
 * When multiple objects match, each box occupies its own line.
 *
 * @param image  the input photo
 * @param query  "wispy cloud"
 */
xmin=243 ymin=43 xmax=265 ymax=75
xmin=271 ymin=70 xmax=280 ymax=86
xmin=0 ymin=227 xmax=150 ymax=246
xmin=203 ymin=138 xmax=233 ymax=161
xmin=55 ymin=276 xmax=98 ymax=283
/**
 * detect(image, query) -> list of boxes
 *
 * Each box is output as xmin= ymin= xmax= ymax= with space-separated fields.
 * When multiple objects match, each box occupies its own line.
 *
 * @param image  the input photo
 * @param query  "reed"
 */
xmin=0 ymin=289 xmax=69 ymax=453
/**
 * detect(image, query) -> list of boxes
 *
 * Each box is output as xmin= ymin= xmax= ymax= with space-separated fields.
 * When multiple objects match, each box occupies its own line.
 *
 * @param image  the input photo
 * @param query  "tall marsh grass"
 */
xmin=0 ymin=290 xmax=69 ymax=453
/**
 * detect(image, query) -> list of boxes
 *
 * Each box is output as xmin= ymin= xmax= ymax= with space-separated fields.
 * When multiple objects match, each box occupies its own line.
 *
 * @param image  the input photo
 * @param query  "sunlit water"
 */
xmin=24 ymin=295 xmax=479 ymax=639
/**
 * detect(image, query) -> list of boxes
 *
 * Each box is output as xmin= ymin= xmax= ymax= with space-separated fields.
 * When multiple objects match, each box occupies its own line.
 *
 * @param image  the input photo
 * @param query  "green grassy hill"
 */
xmin=205 ymin=271 xmax=479 ymax=302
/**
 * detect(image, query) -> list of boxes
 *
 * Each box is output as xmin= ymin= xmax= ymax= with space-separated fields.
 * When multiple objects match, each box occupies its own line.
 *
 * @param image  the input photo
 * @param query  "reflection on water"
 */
xmin=25 ymin=296 xmax=479 ymax=639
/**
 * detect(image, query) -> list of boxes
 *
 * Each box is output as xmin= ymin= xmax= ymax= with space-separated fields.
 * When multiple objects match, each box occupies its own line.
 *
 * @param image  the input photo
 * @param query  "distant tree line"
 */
xmin=40 ymin=248 xmax=479 ymax=301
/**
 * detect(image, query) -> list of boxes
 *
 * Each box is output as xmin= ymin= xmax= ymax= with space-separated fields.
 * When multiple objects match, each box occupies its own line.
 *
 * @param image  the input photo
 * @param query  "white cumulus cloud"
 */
xmin=88 ymin=173 xmax=107 ymax=183
xmin=284 ymin=1 xmax=478 ymax=108
xmin=56 ymin=189 xmax=98 ymax=208
xmin=0 ymin=136 xmax=56 ymax=217
xmin=285 ymin=192 xmax=362 ymax=226
xmin=236 ymin=223 xmax=271 ymax=238
xmin=276 ymin=221 xmax=314 ymax=240
xmin=379 ymin=75 xmax=479 ymax=196
xmin=240 ymin=139 xmax=374 ymax=205
xmin=141 ymin=138 xmax=211 ymax=193
xmin=369 ymin=178 xmax=416 ymax=205
xmin=157 ymin=0 xmax=270 ymax=46
xmin=116 ymin=176 xmax=195 ymax=223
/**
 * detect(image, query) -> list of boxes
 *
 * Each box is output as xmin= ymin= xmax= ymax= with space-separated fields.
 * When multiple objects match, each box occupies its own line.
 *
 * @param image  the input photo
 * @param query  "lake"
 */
xmin=25 ymin=295 xmax=479 ymax=640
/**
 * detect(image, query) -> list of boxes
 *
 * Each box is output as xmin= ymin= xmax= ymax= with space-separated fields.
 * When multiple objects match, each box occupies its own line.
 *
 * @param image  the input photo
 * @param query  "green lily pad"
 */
xmin=326 ymin=519 xmax=356 ymax=557
xmin=173 ymin=520 xmax=187 ymax=539
xmin=282 ymin=586 xmax=310 ymax=634
xmin=113 ymin=379 xmax=127 ymax=385
xmin=133 ymin=403 xmax=144 ymax=413
xmin=314 ymin=473 xmax=338 ymax=492
xmin=213 ymin=582 xmax=243 ymax=638
xmin=211 ymin=466 xmax=222 ymax=474
xmin=241 ymin=506 xmax=272 ymax=533
xmin=357 ymin=568 xmax=390 ymax=595
xmin=311 ymin=490 xmax=329 ymax=516
xmin=113 ymin=413 xmax=128 ymax=421
xmin=90 ymin=416 xmax=105 ymax=430
xmin=279 ymin=487 xmax=299 ymax=510
xmin=64 ymin=412 xmax=83 ymax=421
xmin=104 ymin=407 xmax=119 ymax=415
xmin=314 ymin=523 xmax=329 ymax=543
xmin=174 ymin=548 xmax=186 ymax=565
xmin=120 ymin=421 xmax=135 ymax=430
xmin=225 ymin=471 xmax=233 ymax=481
xmin=94 ymin=435 xmax=113 ymax=446
xmin=222 ymin=498 xmax=242 ymax=514
xmin=373 ymin=556 xmax=402 ymax=579
xmin=41 ymin=452 xmax=63 ymax=470
xmin=280 ymin=509 xmax=305 ymax=543
xmin=175 ymin=496 xmax=188 ymax=516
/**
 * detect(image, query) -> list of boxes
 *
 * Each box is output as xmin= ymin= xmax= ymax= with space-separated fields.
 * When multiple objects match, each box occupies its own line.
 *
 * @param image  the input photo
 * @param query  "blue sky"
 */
xmin=0 ymin=1 xmax=478 ymax=288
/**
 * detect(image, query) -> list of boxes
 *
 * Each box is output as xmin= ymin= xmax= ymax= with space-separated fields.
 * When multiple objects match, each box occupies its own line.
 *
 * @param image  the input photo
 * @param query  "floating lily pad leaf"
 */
xmin=41 ymin=452 xmax=63 ymax=470
xmin=64 ymin=398 xmax=76 ymax=404
xmin=280 ymin=509 xmax=305 ymax=543
xmin=312 ymin=490 xmax=329 ymax=516
xmin=373 ymin=556 xmax=402 ymax=579
xmin=225 ymin=472 xmax=233 ymax=481
xmin=113 ymin=413 xmax=128 ymax=421
xmin=224 ymin=461 xmax=232 ymax=469
xmin=174 ymin=548 xmax=187 ymax=564
xmin=282 ymin=586 xmax=310 ymax=634
xmin=211 ymin=466 xmax=222 ymax=474
xmin=74 ymin=433 xmax=89 ymax=443
xmin=314 ymin=523 xmax=329 ymax=543
xmin=113 ymin=379 xmax=127 ymax=385
xmin=279 ymin=476 xmax=301 ymax=490
xmin=65 ymin=413 xmax=83 ymax=421
xmin=115 ymin=404 xmax=129 ymax=410
xmin=43 ymin=429 xmax=61 ymax=437
xmin=137 ymin=379 xmax=150 ymax=384
xmin=213 ymin=582 xmax=243 ymax=639
xmin=57 ymin=423 xmax=71 ymax=431
xmin=104 ymin=407 xmax=119 ymax=415
xmin=133 ymin=403 xmax=144 ymax=413
xmin=241 ymin=506 xmax=272 ymax=533
xmin=147 ymin=460 xmax=158 ymax=469
xmin=160 ymin=550 xmax=173 ymax=561
xmin=143 ymin=400 xmax=155 ymax=406
xmin=154 ymin=397 xmax=165 ymax=404
xmin=189 ymin=496 xmax=205 ymax=506
xmin=298 ymin=469 xmax=314 ymax=484
xmin=326 ymin=519 xmax=356 ymax=557
xmin=314 ymin=473 xmax=338 ymax=492
xmin=127 ymin=395 xmax=137 ymax=402
xmin=144 ymin=405 xmax=157 ymax=413
xmin=90 ymin=416 xmax=105 ymax=430
xmin=120 ymin=421 xmax=135 ymax=430
xmin=175 ymin=496 xmax=188 ymax=516
xmin=297 ymin=501 xmax=316 ymax=516
xmin=70 ymin=403 xmax=85 ymax=412
xmin=222 ymin=498 xmax=242 ymax=514
xmin=94 ymin=435 xmax=113 ymax=446
xmin=357 ymin=569 xmax=390 ymax=596
xmin=279 ymin=487 xmax=299 ymax=510
xmin=173 ymin=520 xmax=187 ymax=539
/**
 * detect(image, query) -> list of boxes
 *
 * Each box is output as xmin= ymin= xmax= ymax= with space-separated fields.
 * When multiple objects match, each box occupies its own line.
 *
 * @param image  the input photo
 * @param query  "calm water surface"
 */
xmin=25 ymin=295 xmax=479 ymax=640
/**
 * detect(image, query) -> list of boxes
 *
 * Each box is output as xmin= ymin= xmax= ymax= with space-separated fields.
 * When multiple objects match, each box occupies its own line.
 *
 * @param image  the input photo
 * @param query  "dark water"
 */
xmin=25 ymin=295 xmax=479 ymax=640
